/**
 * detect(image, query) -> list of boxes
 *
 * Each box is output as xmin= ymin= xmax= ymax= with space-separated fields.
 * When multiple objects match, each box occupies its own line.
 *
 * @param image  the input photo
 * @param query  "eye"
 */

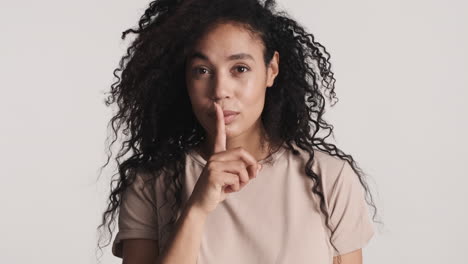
xmin=234 ymin=66 xmax=250 ymax=73
xmin=193 ymin=67 xmax=210 ymax=75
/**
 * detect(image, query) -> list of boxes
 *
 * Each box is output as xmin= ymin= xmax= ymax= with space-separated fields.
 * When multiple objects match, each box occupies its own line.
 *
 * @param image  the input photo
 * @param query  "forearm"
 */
xmin=156 ymin=201 xmax=208 ymax=264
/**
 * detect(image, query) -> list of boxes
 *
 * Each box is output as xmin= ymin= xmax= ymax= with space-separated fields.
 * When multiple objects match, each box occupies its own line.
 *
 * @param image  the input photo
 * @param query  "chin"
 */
xmin=224 ymin=127 xmax=239 ymax=138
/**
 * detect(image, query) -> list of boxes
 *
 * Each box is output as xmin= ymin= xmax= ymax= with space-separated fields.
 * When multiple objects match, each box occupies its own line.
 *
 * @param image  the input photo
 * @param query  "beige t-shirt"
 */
xmin=112 ymin=142 xmax=375 ymax=263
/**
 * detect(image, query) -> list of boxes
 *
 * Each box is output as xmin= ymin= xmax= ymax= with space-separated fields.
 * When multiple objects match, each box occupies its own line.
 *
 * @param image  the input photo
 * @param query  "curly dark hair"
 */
xmin=95 ymin=0 xmax=381 ymax=262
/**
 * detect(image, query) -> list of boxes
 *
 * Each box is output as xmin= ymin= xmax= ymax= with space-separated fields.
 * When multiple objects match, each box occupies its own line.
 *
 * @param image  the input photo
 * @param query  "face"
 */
xmin=185 ymin=22 xmax=279 ymax=140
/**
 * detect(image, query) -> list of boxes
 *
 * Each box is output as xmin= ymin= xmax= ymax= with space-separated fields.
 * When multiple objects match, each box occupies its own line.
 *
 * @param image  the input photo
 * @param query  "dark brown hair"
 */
xmin=96 ymin=1 xmax=380 ymax=263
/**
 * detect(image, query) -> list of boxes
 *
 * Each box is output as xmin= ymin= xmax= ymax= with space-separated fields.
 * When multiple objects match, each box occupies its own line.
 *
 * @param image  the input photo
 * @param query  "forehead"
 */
xmin=188 ymin=22 xmax=264 ymax=62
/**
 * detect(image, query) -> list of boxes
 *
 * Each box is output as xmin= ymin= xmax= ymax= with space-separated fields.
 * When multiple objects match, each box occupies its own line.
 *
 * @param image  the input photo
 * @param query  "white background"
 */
xmin=1 ymin=0 xmax=467 ymax=263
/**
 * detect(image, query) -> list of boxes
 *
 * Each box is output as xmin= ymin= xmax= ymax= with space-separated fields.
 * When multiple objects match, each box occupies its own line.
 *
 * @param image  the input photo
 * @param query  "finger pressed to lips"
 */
xmin=213 ymin=102 xmax=227 ymax=154
xmin=211 ymin=101 xmax=261 ymax=180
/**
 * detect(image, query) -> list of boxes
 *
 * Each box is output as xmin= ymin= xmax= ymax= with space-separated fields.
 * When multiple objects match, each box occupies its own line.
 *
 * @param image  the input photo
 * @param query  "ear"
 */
xmin=266 ymin=51 xmax=280 ymax=88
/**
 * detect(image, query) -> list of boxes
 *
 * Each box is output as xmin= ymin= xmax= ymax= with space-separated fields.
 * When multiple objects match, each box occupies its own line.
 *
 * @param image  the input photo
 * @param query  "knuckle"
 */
xmin=244 ymin=170 xmax=251 ymax=180
xmin=237 ymin=147 xmax=245 ymax=155
xmin=206 ymin=161 xmax=217 ymax=171
xmin=207 ymin=156 xmax=216 ymax=163
xmin=237 ymin=160 xmax=246 ymax=169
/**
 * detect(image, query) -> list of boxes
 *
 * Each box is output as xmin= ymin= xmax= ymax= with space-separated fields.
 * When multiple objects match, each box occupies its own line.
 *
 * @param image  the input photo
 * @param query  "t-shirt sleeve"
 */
xmin=111 ymin=172 xmax=159 ymax=258
xmin=327 ymin=160 xmax=375 ymax=256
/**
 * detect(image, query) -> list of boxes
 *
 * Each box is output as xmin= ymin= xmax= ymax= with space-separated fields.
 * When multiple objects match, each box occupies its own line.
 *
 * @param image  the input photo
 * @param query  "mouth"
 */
xmin=209 ymin=109 xmax=240 ymax=124
xmin=223 ymin=112 xmax=239 ymax=124
xmin=209 ymin=109 xmax=240 ymax=118
xmin=222 ymin=110 xmax=240 ymax=117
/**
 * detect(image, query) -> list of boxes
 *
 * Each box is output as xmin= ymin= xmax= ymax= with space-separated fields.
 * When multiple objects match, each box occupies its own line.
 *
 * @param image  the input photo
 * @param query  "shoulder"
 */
xmin=288 ymin=145 xmax=357 ymax=199
xmin=121 ymin=167 xmax=165 ymax=205
xmin=288 ymin=144 xmax=347 ymax=178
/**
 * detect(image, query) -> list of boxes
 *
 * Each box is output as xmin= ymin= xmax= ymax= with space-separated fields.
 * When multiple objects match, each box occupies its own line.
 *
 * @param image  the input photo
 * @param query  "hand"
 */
xmin=187 ymin=102 xmax=262 ymax=216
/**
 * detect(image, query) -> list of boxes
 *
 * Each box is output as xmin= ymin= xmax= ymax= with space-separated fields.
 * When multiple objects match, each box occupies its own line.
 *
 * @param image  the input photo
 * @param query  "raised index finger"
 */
xmin=212 ymin=102 xmax=226 ymax=154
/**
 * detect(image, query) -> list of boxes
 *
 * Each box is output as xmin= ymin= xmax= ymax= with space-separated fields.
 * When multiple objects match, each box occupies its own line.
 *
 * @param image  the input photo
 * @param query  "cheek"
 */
xmin=187 ymin=88 xmax=214 ymax=129
xmin=186 ymin=79 xmax=207 ymax=103
xmin=186 ymin=87 xmax=204 ymax=116
xmin=238 ymin=78 xmax=266 ymax=107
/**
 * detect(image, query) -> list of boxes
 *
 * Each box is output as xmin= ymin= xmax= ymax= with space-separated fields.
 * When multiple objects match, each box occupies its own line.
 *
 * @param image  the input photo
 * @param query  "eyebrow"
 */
xmin=188 ymin=51 xmax=255 ymax=62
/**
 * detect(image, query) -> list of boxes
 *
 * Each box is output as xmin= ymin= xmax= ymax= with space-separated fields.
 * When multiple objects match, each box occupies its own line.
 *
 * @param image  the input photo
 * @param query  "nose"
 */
xmin=210 ymin=71 xmax=232 ymax=102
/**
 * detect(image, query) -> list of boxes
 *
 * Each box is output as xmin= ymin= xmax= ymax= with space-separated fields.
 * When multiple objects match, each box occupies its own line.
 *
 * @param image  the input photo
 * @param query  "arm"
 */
xmin=122 ymin=239 xmax=159 ymax=264
xmin=333 ymin=248 xmax=363 ymax=264
xmin=122 ymin=200 xmax=208 ymax=264
xmin=326 ymin=161 xmax=375 ymax=264
xmin=157 ymin=201 xmax=208 ymax=264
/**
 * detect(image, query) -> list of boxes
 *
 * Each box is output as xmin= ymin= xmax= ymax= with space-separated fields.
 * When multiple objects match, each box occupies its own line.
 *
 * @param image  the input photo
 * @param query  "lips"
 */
xmin=222 ymin=110 xmax=240 ymax=116
xmin=209 ymin=107 xmax=240 ymax=119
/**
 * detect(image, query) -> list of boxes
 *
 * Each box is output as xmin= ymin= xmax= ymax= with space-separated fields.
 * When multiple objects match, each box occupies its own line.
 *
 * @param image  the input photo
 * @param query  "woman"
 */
xmin=97 ymin=0 xmax=379 ymax=263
